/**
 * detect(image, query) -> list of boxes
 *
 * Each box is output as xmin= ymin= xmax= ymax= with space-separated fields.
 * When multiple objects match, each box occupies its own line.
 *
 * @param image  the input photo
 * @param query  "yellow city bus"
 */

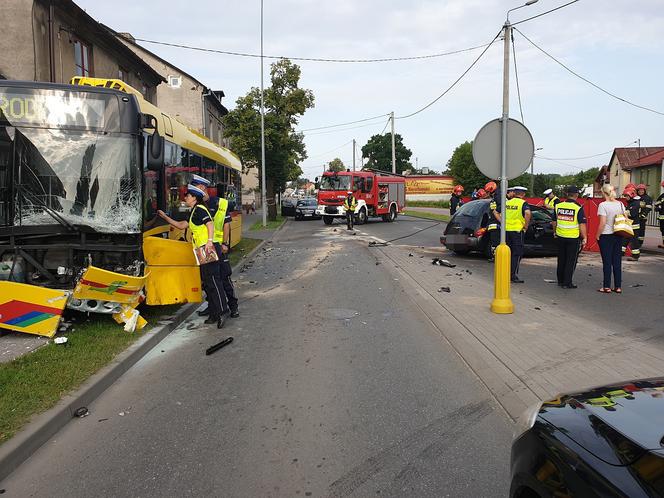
xmin=0 ymin=77 xmax=242 ymax=336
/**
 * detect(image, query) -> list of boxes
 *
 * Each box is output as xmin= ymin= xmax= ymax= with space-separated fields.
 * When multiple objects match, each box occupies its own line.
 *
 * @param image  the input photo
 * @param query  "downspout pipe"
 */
xmin=48 ymin=2 xmax=57 ymax=82
xmin=201 ymin=88 xmax=212 ymax=138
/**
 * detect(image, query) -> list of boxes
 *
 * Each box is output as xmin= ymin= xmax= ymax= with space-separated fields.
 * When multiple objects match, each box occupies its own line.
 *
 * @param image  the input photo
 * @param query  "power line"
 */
xmin=134 ymin=37 xmax=492 ymax=64
xmin=379 ymin=116 xmax=391 ymax=135
xmin=538 ymin=140 xmax=638 ymax=161
xmin=514 ymin=28 xmax=664 ymax=117
xmin=306 ymin=140 xmax=353 ymax=159
xmin=302 ymin=119 xmax=389 ymax=136
xmin=300 ymin=113 xmax=389 ymax=132
xmin=512 ymin=0 xmax=581 ymax=26
xmin=396 ymin=29 xmax=502 ymax=119
xmin=512 ymin=31 xmax=525 ymax=124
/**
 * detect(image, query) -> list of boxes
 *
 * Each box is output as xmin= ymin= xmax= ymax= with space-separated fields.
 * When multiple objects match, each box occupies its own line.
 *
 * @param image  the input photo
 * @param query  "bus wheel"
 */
xmin=323 ymin=216 xmax=334 ymax=225
xmin=356 ymin=207 xmax=368 ymax=225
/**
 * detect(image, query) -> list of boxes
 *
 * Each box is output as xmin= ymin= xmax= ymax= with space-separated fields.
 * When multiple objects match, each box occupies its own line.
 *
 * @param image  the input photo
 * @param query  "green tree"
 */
xmin=223 ymin=59 xmax=315 ymax=220
xmin=445 ymin=141 xmax=490 ymax=191
xmin=361 ymin=133 xmax=412 ymax=173
xmin=327 ymin=157 xmax=345 ymax=172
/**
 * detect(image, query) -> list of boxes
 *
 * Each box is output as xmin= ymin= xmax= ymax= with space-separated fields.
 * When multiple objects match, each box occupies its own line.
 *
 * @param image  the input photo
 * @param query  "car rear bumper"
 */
xmin=441 ymin=233 xmax=481 ymax=250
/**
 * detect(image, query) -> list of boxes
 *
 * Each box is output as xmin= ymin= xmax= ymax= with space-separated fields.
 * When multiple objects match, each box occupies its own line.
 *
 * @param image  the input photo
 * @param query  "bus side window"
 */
xmin=166 ymin=145 xmax=188 ymax=219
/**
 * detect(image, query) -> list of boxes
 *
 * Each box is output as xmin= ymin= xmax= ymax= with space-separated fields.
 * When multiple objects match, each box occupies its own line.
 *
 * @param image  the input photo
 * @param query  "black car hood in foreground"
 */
xmin=538 ymin=378 xmax=664 ymax=466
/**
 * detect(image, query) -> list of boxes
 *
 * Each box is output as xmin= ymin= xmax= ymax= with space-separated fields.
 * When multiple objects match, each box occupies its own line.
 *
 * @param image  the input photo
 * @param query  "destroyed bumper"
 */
xmin=441 ymin=233 xmax=481 ymax=251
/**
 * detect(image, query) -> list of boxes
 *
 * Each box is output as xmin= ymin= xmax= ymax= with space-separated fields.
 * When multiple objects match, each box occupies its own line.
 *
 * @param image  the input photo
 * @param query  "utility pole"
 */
xmin=390 ymin=111 xmax=396 ymax=174
xmin=260 ymin=0 xmax=267 ymax=227
xmin=352 ymin=139 xmax=356 ymax=171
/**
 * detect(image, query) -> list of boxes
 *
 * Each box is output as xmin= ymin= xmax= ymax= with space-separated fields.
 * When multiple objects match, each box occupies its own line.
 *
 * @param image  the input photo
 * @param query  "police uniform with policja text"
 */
xmin=553 ymin=200 xmax=586 ymax=287
xmin=502 ymin=197 xmax=530 ymax=280
xmin=209 ymin=195 xmax=238 ymax=315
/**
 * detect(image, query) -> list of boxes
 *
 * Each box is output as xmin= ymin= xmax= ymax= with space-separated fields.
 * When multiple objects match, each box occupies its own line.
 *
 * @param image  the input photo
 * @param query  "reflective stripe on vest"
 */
xmin=554 ymin=201 xmax=581 ymax=238
xmin=505 ymin=198 xmax=526 ymax=232
xmin=189 ymin=205 xmax=212 ymax=247
xmin=213 ymin=197 xmax=229 ymax=243
xmin=544 ymin=196 xmax=558 ymax=209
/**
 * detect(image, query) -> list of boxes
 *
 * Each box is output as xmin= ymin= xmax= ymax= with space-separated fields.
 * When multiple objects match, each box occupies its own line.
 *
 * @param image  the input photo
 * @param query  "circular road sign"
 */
xmin=472 ymin=118 xmax=534 ymax=181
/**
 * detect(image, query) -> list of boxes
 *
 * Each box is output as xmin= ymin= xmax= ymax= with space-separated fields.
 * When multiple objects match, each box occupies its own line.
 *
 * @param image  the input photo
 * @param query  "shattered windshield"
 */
xmin=319 ymin=175 xmax=351 ymax=191
xmin=0 ymin=126 xmax=140 ymax=233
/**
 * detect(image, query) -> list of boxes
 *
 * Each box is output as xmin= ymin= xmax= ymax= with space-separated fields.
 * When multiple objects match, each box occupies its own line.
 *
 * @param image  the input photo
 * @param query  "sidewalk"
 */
xmin=374 ymin=243 xmax=664 ymax=421
xmin=406 ymin=206 xmax=664 ymax=254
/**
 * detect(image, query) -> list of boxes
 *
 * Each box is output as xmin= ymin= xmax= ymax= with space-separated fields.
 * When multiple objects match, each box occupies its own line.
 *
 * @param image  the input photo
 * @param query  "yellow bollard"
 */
xmin=491 ymin=243 xmax=514 ymax=314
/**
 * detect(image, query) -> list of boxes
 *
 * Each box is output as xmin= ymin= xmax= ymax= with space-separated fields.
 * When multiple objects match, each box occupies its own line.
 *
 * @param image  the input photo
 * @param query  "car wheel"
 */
xmin=323 ymin=216 xmax=334 ymax=225
xmin=356 ymin=207 xmax=368 ymax=225
xmin=295 ymin=213 xmax=302 ymax=220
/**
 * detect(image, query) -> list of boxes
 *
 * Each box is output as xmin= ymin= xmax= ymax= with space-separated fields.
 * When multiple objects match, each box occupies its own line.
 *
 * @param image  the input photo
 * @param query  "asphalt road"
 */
xmin=2 ymin=219 xmax=514 ymax=497
xmin=354 ymin=213 xmax=664 ymax=343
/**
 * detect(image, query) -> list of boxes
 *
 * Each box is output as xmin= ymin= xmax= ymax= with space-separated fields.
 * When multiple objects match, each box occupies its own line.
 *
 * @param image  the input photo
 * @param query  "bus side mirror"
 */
xmin=147 ymin=131 xmax=164 ymax=171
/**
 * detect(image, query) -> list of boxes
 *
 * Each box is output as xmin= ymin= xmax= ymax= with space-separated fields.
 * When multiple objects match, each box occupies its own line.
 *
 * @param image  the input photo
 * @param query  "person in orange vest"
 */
xmin=450 ymin=185 xmax=464 ymax=215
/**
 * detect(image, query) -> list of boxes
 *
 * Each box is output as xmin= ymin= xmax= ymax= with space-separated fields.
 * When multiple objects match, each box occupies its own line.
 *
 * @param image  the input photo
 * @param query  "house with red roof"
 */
xmin=606 ymin=147 xmax=664 ymax=197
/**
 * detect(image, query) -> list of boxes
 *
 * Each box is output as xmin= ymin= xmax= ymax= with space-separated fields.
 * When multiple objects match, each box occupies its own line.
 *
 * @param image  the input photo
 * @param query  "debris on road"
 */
xmin=53 ymin=337 xmax=68 ymax=346
xmin=543 ymin=279 xmax=557 ymax=283
xmin=408 ymin=253 xmax=413 ymax=257
xmin=534 ymin=307 xmax=541 ymax=310
xmin=186 ymin=322 xmax=197 ymax=330
xmin=630 ymin=283 xmax=645 ymax=288
xmin=432 ymin=258 xmax=456 ymax=268
xmin=206 ymin=336 xmax=234 ymax=356
xmin=438 ymin=287 xmax=451 ymax=293
xmin=74 ymin=407 xmax=89 ymax=418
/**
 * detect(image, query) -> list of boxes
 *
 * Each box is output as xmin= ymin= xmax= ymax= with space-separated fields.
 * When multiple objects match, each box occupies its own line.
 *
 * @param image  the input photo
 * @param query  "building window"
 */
xmin=168 ymin=75 xmax=181 ymax=88
xmin=74 ymin=40 xmax=92 ymax=77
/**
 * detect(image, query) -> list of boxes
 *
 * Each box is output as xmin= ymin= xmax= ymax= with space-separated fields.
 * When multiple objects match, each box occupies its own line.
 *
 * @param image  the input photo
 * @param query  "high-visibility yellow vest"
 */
xmin=554 ymin=201 xmax=581 ymax=238
xmin=343 ymin=196 xmax=357 ymax=212
xmin=189 ymin=205 xmax=212 ymax=247
xmin=544 ymin=196 xmax=559 ymax=209
xmin=505 ymin=198 xmax=526 ymax=232
xmin=212 ymin=197 xmax=229 ymax=243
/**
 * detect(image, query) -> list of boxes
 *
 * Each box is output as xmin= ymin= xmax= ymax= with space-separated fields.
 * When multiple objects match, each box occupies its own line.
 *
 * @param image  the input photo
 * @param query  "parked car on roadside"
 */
xmin=440 ymin=199 xmax=557 ymax=257
xmin=511 ymin=378 xmax=664 ymax=498
xmin=294 ymin=198 xmax=321 ymax=220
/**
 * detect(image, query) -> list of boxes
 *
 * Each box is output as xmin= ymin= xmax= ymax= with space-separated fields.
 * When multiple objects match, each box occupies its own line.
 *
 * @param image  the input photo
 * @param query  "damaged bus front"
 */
xmin=0 ymin=80 xmax=201 ymax=337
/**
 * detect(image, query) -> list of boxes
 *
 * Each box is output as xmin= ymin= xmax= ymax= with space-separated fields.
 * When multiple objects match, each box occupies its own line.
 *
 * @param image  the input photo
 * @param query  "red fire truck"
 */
xmin=315 ymin=169 xmax=406 ymax=225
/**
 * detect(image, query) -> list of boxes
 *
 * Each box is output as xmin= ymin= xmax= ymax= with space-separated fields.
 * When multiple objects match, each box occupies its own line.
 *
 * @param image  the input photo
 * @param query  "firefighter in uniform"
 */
xmin=622 ymin=187 xmax=642 ymax=261
xmin=635 ymin=183 xmax=653 ymax=250
xmin=552 ymin=186 xmax=587 ymax=289
xmin=543 ymin=188 xmax=560 ymax=210
xmin=343 ymin=190 xmax=357 ymax=230
xmin=190 ymin=175 xmax=239 ymax=319
xmin=654 ymin=180 xmax=664 ymax=249
xmin=450 ymin=185 xmax=464 ymax=215
xmin=497 ymin=186 xmax=531 ymax=283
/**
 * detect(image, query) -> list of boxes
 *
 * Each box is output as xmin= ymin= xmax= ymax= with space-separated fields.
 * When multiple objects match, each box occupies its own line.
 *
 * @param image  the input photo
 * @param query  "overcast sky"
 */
xmin=77 ymin=0 xmax=664 ymax=180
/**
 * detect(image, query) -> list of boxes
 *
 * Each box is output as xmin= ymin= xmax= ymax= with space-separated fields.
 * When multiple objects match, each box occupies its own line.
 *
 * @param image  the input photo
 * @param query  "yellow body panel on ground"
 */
xmin=143 ymin=236 xmax=202 ymax=305
xmin=73 ymin=267 xmax=146 ymax=305
xmin=0 ymin=282 xmax=68 ymax=337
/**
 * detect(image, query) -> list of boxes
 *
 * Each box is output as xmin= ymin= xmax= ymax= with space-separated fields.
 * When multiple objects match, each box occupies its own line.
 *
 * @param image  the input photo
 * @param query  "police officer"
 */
xmin=552 ymin=186 xmax=587 ymax=289
xmin=191 ymin=175 xmax=239 ymax=319
xmin=636 ymin=183 xmax=653 ymax=250
xmin=654 ymin=180 xmax=664 ymax=249
xmin=543 ymin=188 xmax=560 ymax=210
xmin=497 ymin=186 xmax=531 ymax=283
xmin=343 ymin=190 xmax=357 ymax=230
xmin=158 ymin=184 xmax=228 ymax=328
xmin=484 ymin=181 xmax=500 ymax=262
xmin=450 ymin=185 xmax=464 ymax=215
xmin=622 ymin=188 xmax=643 ymax=261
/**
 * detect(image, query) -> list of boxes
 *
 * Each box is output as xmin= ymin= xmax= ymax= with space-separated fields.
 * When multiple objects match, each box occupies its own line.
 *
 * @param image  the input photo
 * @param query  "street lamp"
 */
xmin=260 ymin=0 xmax=267 ymax=227
xmin=491 ymin=0 xmax=540 ymax=314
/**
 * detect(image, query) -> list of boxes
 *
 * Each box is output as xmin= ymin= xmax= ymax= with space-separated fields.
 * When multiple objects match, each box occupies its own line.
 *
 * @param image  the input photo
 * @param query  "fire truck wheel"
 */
xmin=323 ymin=216 xmax=334 ymax=225
xmin=356 ymin=207 xmax=368 ymax=225
xmin=387 ymin=205 xmax=397 ymax=222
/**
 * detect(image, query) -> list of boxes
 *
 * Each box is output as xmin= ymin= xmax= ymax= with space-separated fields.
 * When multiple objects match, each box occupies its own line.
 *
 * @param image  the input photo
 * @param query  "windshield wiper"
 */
xmin=17 ymin=186 xmax=75 ymax=231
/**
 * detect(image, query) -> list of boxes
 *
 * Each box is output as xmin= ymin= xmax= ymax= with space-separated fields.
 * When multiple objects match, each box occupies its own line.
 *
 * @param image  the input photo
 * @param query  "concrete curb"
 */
xmin=0 ymin=302 xmax=197 ymax=482
xmin=0 ymin=226 xmax=288 ymax=483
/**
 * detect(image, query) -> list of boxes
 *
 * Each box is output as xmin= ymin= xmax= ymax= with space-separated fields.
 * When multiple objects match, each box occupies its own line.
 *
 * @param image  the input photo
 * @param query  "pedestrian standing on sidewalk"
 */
xmin=450 ymin=185 xmax=464 ymax=215
xmin=496 ymin=186 xmax=531 ymax=283
xmin=595 ymin=184 xmax=624 ymax=294
xmin=552 ymin=186 xmax=587 ymax=289
xmin=343 ymin=190 xmax=357 ymax=230
xmin=654 ymin=180 xmax=664 ymax=249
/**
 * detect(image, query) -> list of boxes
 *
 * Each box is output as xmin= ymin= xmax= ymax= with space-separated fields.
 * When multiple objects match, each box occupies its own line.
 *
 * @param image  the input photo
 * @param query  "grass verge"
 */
xmin=249 ymin=214 xmax=285 ymax=231
xmin=406 ymin=200 xmax=450 ymax=209
xmin=229 ymin=237 xmax=263 ymax=266
xmin=404 ymin=210 xmax=450 ymax=222
xmin=0 ymin=304 xmax=181 ymax=446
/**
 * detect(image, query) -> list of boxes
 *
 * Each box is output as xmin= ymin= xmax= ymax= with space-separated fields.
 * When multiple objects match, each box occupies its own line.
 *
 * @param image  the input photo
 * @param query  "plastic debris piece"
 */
xmin=534 ymin=307 xmax=541 ymax=310
xmin=408 ymin=253 xmax=414 ymax=257
xmin=630 ymin=283 xmax=644 ymax=288
xmin=118 ymin=412 xmax=125 ymax=417
xmin=432 ymin=258 xmax=456 ymax=268
xmin=98 ymin=418 xmax=108 ymax=422
xmin=438 ymin=287 xmax=451 ymax=293
xmin=54 ymin=337 xmax=68 ymax=345
xmin=206 ymin=336 xmax=234 ymax=356
xmin=74 ymin=407 xmax=89 ymax=418
xmin=543 ymin=279 xmax=557 ymax=283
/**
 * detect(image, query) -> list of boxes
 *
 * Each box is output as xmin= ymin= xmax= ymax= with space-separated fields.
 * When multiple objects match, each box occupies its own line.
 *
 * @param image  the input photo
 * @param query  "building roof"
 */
xmin=47 ymin=0 xmax=165 ymax=86
xmin=610 ymin=147 xmax=664 ymax=170
xmin=104 ymin=26 xmax=228 ymax=116
xmin=633 ymin=148 xmax=664 ymax=168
